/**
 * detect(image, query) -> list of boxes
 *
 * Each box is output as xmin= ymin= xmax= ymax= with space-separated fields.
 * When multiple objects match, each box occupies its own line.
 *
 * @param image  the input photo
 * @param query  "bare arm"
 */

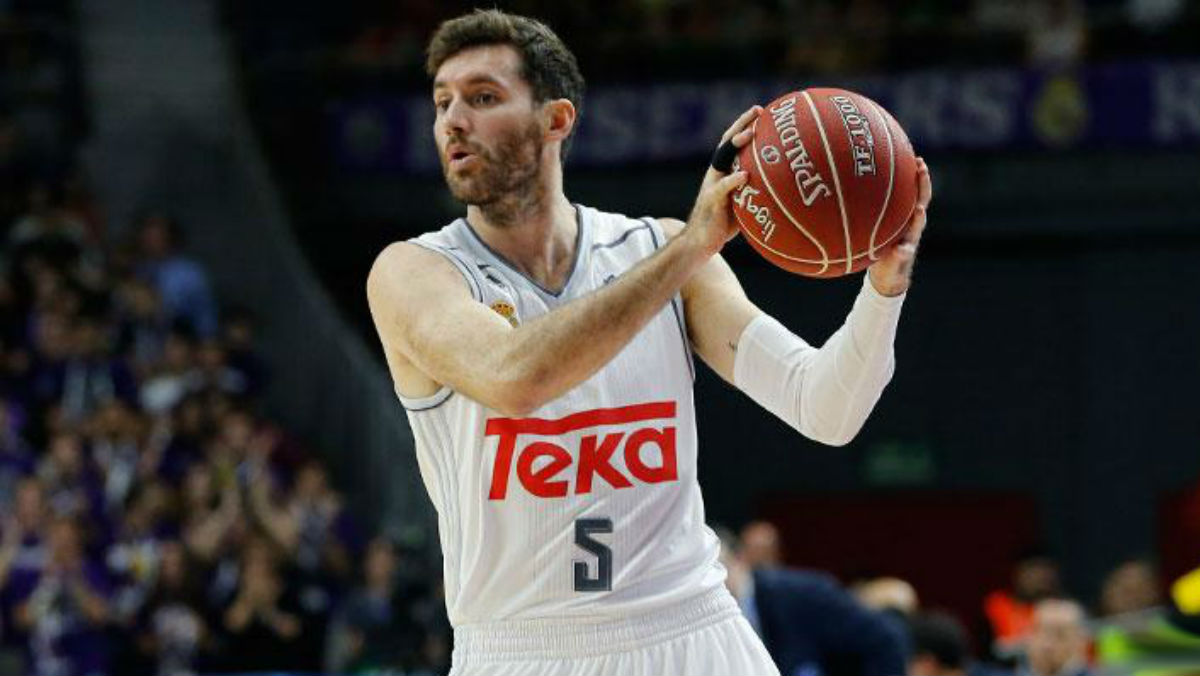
xmin=369 ymin=108 xmax=763 ymax=416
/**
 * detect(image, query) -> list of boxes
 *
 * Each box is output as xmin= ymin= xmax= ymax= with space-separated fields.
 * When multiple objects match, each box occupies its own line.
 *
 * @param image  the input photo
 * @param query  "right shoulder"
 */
xmin=366 ymin=241 xmax=473 ymax=309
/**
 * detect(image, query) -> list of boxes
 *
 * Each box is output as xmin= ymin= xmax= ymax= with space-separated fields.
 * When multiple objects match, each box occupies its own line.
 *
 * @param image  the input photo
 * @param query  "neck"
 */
xmin=465 ymin=170 xmax=577 ymax=293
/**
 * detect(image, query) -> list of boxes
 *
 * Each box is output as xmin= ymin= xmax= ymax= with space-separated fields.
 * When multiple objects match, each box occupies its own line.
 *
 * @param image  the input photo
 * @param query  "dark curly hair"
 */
xmin=426 ymin=9 xmax=585 ymax=158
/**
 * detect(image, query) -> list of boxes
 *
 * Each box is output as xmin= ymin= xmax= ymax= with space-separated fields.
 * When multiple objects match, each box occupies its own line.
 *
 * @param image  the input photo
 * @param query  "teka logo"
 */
xmin=486 ymin=402 xmax=678 ymax=500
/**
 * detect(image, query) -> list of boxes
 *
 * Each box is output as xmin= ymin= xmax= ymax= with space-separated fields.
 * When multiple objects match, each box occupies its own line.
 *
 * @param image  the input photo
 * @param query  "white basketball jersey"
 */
xmin=398 ymin=205 xmax=727 ymax=627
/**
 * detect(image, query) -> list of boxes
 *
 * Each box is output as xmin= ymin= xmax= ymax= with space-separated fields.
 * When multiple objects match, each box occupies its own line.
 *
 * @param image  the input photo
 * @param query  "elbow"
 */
xmin=488 ymin=367 xmax=552 ymax=418
xmin=800 ymin=408 xmax=864 ymax=447
xmin=492 ymin=395 xmax=540 ymax=418
xmin=810 ymin=430 xmax=857 ymax=448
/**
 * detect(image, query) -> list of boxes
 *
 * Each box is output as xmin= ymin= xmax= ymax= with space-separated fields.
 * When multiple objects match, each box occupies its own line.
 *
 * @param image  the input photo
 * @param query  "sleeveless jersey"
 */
xmin=397 ymin=205 xmax=727 ymax=627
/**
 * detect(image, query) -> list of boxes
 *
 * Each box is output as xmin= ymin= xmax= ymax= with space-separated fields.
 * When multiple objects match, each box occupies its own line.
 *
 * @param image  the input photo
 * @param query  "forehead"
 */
xmin=1035 ymin=603 xmax=1081 ymax=627
xmin=433 ymin=44 xmax=527 ymax=93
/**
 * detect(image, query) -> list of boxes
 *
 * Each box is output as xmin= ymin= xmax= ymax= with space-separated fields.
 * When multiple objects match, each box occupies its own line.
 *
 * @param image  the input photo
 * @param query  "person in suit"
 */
xmin=719 ymin=525 xmax=907 ymax=676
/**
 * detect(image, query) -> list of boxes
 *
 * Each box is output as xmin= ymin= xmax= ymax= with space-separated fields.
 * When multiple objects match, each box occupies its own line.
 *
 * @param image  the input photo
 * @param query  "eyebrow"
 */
xmin=432 ymin=74 xmax=506 ymax=91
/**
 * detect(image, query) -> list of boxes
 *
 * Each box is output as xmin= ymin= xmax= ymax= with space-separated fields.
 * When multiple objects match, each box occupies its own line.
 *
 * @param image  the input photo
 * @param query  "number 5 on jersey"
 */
xmin=574 ymin=518 xmax=612 ymax=592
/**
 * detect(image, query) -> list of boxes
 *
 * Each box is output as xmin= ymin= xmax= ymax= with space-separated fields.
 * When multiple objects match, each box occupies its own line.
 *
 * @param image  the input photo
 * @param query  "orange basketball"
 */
xmin=731 ymin=88 xmax=918 ymax=278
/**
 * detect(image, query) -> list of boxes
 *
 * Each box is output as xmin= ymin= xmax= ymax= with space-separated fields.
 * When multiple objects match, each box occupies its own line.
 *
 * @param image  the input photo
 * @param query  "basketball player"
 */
xmin=367 ymin=10 xmax=932 ymax=676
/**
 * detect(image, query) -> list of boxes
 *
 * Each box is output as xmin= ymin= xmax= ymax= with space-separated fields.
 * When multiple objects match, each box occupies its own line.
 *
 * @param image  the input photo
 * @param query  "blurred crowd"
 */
xmin=718 ymin=520 xmax=1193 ymax=676
xmin=0 ymin=2 xmax=452 ymax=676
xmin=0 ymin=128 xmax=454 ymax=676
xmin=225 ymin=0 xmax=1200 ymax=84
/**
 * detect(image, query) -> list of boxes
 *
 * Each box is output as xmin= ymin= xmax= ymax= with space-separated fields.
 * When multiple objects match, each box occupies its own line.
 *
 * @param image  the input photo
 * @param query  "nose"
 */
xmin=439 ymin=97 xmax=471 ymax=137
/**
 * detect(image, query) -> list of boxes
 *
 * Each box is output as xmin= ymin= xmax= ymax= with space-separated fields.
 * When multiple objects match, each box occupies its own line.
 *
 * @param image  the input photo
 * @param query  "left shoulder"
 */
xmin=584 ymin=206 xmax=673 ymax=251
xmin=657 ymin=217 xmax=685 ymax=238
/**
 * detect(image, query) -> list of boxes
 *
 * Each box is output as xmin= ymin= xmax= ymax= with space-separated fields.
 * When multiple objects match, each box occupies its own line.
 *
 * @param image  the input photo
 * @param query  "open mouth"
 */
xmin=449 ymin=149 xmax=477 ymax=167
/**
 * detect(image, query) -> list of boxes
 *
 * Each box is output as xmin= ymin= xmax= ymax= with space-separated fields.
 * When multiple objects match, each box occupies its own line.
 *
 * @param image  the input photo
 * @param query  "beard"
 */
xmin=442 ymin=120 xmax=544 ymax=218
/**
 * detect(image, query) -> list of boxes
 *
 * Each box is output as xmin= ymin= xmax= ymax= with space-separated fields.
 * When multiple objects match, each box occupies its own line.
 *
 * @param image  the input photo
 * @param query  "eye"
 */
xmin=473 ymin=91 xmax=497 ymax=106
xmin=434 ymin=98 xmax=450 ymax=113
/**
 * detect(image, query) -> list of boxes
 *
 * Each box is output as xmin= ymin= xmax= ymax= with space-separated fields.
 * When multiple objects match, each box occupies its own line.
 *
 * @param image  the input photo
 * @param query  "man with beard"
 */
xmin=366 ymin=9 xmax=932 ymax=676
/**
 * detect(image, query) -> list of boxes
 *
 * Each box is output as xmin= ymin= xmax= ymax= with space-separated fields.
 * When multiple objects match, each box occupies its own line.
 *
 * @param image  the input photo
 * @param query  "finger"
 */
xmin=900 ymin=204 xmax=927 ymax=247
xmin=719 ymin=105 xmax=762 ymax=145
xmin=704 ymin=143 xmax=744 ymax=183
xmin=723 ymin=105 xmax=760 ymax=141
xmin=915 ymin=157 xmax=932 ymax=209
xmin=712 ymin=170 xmax=750 ymax=200
xmin=731 ymin=120 xmax=757 ymax=149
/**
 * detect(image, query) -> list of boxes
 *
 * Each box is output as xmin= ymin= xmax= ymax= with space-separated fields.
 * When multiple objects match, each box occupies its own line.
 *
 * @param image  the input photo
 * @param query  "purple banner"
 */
xmin=328 ymin=60 xmax=1200 ymax=174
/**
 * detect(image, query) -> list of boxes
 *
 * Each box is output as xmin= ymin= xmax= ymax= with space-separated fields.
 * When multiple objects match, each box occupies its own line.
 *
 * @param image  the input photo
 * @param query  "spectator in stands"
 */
xmin=0 ymin=399 xmax=35 ymax=511
xmin=984 ymin=549 xmax=1062 ymax=660
xmin=139 ymin=325 xmax=201 ymax=414
xmin=58 ymin=314 xmax=137 ymax=425
xmin=12 ymin=516 xmax=112 ymax=676
xmin=1026 ymin=0 xmax=1088 ymax=68
xmin=739 ymin=519 xmax=783 ymax=570
xmin=908 ymin=610 xmax=971 ymax=676
xmin=410 ymin=574 xmax=452 ymax=675
xmin=855 ymin=576 xmax=920 ymax=617
xmin=181 ymin=463 xmax=241 ymax=565
xmin=220 ymin=306 xmax=268 ymax=396
xmin=1018 ymin=598 xmax=1091 ymax=676
xmin=85 ymin=400 xmax=147 ymax=511
xmin=133 ymin=539 xmax=209 ymax=676
xmin=326 ymin=536 xmax=422 ymax=673
xmin=719 ymin=525 xmax=907 ymax=676
xmin=217 ymin=536 xmax=304 ymax=673
xmin=6 ymin=478 xmax=48 ymax=576
xmin=1099 ymin=559 xmax=1162 ymax=617
xmin=8 ymin=181 xmax=89 ymax=277
xmin=36 ymin=431 xmax=104 ymax=523
xmin=0 ymin=480 xmax=48 ymax=669
xmin=195 ymin=339 xmax=248 ymax=398
xmin=284 ymin=459 xmax=357 ymax=581
xmin=113 ymin=277 xmax=168 ymax=379
xmin=134 ymin=212 xmax=219 ymax=339
xmin=26 ymin=308 xmax=74 ymax=425
xmin=106 ymin=482 xmax=174 ymax=617
xmin=151 ymin=392 xmax=207 ymax=487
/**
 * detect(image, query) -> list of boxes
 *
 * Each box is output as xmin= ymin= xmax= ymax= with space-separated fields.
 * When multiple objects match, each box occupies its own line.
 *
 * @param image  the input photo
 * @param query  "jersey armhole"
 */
xmin=641 ymin=217 xmax=696 ymax=382
xmin=396 ymin=386 xmax=454 ymax=412
xmin=408 ymin=239 xmax=483 ymax=302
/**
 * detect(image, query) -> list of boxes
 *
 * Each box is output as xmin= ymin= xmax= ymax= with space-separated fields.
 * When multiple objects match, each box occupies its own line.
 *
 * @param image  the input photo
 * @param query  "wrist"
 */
xmin=867 ymin=266 xmax=910 ymax=298
xmin=675 ymin=222 xmax=719 ymax=264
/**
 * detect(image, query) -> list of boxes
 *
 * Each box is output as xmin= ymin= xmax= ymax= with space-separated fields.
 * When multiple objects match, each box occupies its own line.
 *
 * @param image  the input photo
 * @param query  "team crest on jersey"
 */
xmin=490 ymin=301 xmax=519 ymax=327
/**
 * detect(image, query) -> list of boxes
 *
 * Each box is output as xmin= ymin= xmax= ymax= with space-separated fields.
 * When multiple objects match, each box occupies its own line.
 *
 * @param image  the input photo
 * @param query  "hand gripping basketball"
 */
xmin=866 ymin=157 xmax=933 ymax=297
xmin=685 ymin=106 xmax=763 ymax=255
xmin=707 ymin=105 xmax=761 ymax=180
xmin=711 ymin=138 xmax=738 ymax=174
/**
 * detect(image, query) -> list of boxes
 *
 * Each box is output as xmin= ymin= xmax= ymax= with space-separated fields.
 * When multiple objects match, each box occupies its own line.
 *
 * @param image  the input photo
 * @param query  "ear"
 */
xmin=542 ymin=99 xmax=576 ymax=145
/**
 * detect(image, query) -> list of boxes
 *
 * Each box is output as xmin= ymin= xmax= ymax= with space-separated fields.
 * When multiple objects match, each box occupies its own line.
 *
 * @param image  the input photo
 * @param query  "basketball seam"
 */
xmin=749 ymin=118 xmax=831 ymax=275
xmin=865 ymin=98 xmax=895 ymax=262
xmin=802 ymin=91 xmax=853 ymax=274
xmin=731 ymin=205 xmax=882 ymax=265
xmin=739 ymin=245 xmax=881 ymax=266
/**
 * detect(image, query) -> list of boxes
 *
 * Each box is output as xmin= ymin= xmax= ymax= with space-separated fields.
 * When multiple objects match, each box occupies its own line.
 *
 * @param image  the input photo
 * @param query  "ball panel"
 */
xmin=798 ymin=89 xmax=856 ymax=273
xmin=807 ymin=88 xmax=899 ymax=273
xmin=732 ymin=148 xmax=833 ymax=274
xmin=747 ymin=92 xmax=847 ymax=269
xmin=871 ymin=104 xmax=919 ymax=263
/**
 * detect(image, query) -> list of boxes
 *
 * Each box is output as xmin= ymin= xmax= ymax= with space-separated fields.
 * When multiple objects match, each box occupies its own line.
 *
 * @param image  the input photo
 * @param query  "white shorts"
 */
xmin=449 ymin=587 xmax=781 ymax=676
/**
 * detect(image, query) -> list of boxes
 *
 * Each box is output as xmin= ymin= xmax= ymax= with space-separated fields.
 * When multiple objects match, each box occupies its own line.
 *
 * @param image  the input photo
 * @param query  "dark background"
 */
xmin=225 ymin=0 xmax=1200 ymax=636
